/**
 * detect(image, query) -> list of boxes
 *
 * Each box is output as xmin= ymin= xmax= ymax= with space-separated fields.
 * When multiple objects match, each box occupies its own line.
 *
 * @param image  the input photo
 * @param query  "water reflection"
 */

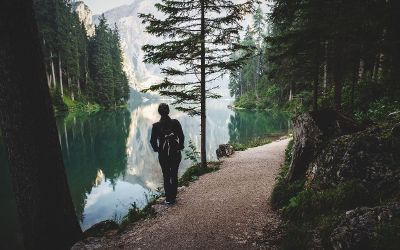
xmin=228 ymin=110 xmax=290 ymax=144
xmin=0 ymin=99 xmax=289 ymax=248
xmin=56 ymin=110 xmax=131 ymax=227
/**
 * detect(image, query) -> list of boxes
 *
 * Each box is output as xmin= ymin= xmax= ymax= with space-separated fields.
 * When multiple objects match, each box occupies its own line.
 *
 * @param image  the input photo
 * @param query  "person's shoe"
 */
xmin=164 ymin=200 xmax=176 ymax=206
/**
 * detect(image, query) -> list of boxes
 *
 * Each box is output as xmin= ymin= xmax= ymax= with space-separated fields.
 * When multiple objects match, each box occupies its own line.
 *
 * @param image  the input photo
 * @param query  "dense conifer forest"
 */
xmin=230 ymin=1 xmax=400 ymax=121
xmin=33 ymin=0 xmax=130 ymax=112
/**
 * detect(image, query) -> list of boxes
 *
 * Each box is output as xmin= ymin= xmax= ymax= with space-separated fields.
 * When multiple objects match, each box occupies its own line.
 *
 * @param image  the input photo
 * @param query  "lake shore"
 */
xmin=72 ymin=138 xmax=290 ymax=249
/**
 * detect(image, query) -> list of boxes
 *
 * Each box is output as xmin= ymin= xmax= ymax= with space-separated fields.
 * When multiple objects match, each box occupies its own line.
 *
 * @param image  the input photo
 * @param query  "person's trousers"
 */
xmin=159 ymin=151 xmax=181 ymax=202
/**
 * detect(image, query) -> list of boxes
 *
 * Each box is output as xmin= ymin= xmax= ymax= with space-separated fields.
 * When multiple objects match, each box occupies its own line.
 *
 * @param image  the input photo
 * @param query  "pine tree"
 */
xmin=89 ymin=15 xmax=115 ymax=108
xmin=110 ymin=25 xmax=130 ymax=105
xmin=140 ymin=0 xmax=255 ymax=167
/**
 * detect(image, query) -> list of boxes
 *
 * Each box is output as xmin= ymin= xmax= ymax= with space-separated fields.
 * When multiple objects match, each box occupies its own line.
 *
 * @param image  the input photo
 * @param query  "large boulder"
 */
xmin=330 ymin=203 xmax=400 ymax=250
xmin=287 ymin=109 xmax=364 ymax=182
xmin=306 ymin=126 xmax=400 ymax=191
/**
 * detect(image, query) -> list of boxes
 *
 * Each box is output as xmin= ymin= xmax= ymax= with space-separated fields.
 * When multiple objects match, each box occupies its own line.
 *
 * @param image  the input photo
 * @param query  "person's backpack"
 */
xmin=160 ymin=120 xmax=179 ymax=155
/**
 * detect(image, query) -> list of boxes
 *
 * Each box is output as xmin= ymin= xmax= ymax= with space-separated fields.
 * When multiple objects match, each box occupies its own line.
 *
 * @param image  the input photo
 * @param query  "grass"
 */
xmin=231 ymin=134 xmax=284 ymax=151
xmin=119 ymin=196 xmax=159 ymax=231
xmin=178 ymin=161 xmax=221 ymax=187
xmin=114 ymin=161 xmax=221 ymax=233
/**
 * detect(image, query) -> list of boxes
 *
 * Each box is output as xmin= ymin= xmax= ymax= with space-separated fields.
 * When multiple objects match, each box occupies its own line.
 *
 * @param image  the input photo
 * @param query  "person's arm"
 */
xmin=176 ymin=120 xmax=185 ymax=150
xmin=150 ymin=124 xmax=159 ymax=152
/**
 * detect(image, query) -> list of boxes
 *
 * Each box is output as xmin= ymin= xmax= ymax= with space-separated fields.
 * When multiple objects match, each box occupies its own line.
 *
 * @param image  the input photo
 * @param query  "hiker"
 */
xmin=150 ymin=103 xmax=185 ymax=205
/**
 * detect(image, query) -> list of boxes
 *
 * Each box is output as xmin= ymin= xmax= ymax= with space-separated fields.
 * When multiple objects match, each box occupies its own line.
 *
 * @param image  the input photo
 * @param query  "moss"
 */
xmin=271 ymin=139 xmax=303 ymax=209
xmin=281 ymin=181 xmax=373 ymax=221
xmin=178 ymin=161 xmax=221 ymax=187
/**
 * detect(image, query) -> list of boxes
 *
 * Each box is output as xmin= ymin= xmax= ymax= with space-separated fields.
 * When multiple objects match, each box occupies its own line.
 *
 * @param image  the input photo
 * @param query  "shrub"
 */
xmin=271 ymin=139 xmax=302 ymax=209
xmin=281 ymin=181 xmax=372 ymax=221
xmin=178 ymin=162 xmax=220 ymax=187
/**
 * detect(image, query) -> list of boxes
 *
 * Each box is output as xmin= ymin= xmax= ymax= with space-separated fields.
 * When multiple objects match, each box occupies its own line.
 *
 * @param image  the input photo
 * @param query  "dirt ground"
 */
xmin=73 ymin=138 xmax=289 ymax=250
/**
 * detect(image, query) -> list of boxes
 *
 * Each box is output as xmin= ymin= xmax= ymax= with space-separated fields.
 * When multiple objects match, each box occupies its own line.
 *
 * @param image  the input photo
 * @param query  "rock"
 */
xmin=216 ymin=144 xmax=234 ymax=159
xmin=287 ymin=109 xmax=365 ymax=182
xmin=83 ymin=220 xmax=119 ymax=238
xmin=306 ymin=126 xmax=400 ymax=191
xmin=330 ymin=203 xmax=400 ymax=250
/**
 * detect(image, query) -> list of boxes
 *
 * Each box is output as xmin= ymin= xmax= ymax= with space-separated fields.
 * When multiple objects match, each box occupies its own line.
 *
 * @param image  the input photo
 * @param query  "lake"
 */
xmin=0 ymin=99 xmax=289 ymax=249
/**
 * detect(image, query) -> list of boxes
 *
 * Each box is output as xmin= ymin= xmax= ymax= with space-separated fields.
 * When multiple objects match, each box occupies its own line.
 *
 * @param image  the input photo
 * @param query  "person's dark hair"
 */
xmin=158 ymin=103 xmax=170 ymax=117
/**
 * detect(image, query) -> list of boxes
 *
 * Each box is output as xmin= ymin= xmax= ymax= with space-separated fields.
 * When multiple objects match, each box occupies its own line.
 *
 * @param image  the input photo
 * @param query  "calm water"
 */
xmin=0 ymin=99 xmax=289 ymax=249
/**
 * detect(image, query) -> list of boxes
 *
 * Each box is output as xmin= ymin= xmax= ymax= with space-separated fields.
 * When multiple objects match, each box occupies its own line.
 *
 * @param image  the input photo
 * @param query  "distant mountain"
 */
xmin=93 ymin=0 xmax=161 ymax=91
xmin=94 ymin=0 xmax=233 ymax=97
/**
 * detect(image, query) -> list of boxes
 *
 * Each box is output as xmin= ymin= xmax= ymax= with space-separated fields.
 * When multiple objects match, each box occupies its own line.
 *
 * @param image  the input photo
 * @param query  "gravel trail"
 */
xmin=75 ymin=138 xmax=289 ymax=250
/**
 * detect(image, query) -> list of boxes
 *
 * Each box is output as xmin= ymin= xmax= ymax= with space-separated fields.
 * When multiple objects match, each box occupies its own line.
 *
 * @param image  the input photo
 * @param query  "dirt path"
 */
xmin=75 ymin=138 xmax=289 ymax=250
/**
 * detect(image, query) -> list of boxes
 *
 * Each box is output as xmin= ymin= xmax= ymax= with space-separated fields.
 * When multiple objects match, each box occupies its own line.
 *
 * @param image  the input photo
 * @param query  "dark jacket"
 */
xmin=150 ymin=116 xmax=184 ymax=154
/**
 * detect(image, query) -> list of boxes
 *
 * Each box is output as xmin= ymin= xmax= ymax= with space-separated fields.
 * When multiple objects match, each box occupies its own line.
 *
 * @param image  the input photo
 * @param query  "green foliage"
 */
xmin=355 ymin=99 xmax=400 ymax=122
xmin=140 ymin=0 xmax=255 ymax=115
xmin=285 ymin=91 xmax=313 ymax=115
xmin=231 ymin=0 xmax=400 ymax=116
xmin=184 ymin=140 xmax=200 ymax=165
xmin=230 ymin=135 xmax=276 ymax=151
xmin=62 ymin=96 xmax=101 ymax=114
xmin=78 ymin=13 xmax=130 ymax=109
xmin=178 ymin=162 xmax=220 ymax=187
xmin=50 ymin=88 xmax=68 ymax=112
xmin=234 ymin=92 xmax=257 ymax=110
xmin=231 ymin=142 xmax=247 ymax=151
xmin=281 ymin=181 xmax=372 ymax=221
xmin=34 ymin=1 xmax=129 ymax=111
xmin=119 ymin=192 xmax=161 ymax=231
xmin=271 ymin=140 xmax=305 ymax=209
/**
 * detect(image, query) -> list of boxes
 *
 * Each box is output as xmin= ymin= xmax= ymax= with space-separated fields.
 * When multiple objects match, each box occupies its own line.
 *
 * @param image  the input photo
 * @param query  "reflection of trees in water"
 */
xmin=57 ymin=109 xmax=131 ymax=222
xmin=228 ymin=110 xmax=289 ymax=144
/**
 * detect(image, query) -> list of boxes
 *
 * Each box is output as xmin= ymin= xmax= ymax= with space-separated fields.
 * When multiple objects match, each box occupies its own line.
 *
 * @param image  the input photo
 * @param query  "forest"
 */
xmin=0 ymin=0 xmax=399 ymax=249
xmin=34 ymin=0 xmax=130 ymax=112
xmin=230 ymin=0 xmax=400 ymax=122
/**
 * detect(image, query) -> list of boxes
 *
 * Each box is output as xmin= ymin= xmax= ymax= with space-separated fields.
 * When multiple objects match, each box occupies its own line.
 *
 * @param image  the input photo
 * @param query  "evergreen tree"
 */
xmin=89 ymin=15 xmax=115 ymax=108
xmin=34 ymin=0 xmax=130 ymax=110
xmin=140 ymin=0 xmax=255 ymax=167
xmin=110 ymin=25 xmax=130 ymax=105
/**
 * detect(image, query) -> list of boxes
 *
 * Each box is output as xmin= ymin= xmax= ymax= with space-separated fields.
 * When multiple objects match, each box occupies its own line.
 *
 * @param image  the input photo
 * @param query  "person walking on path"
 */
xmin=150 ymin=103 xmax=185 ymax=205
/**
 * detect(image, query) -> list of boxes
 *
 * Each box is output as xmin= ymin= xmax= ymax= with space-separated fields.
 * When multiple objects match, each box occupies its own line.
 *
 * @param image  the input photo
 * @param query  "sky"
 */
xmin=82 ymin=0 xmax=134 ymax=14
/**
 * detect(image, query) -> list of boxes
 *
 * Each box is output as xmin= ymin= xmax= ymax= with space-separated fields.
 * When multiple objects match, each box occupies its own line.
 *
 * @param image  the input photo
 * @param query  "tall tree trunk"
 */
xmin=0 ymin=1 xmax=82 ymax=249
xmin=350 ymin=61 xmax=359 ymax=115
xmin=254 ymin=56 xmax=260 ymax=99
xmin=58 ymin=53 xmax=64 ymax=97
xmin=323 ymin=41 xmax=328 ymax=92
xmin=50 ymin=50 xmax=57 ymax=89
xmin=333 ymin=41 xmax=344 ymax=110
xmin=313 ymin=42 xmax=320 ymax=111
xmin=77 ymin=58 xmax=81 ymax=95
xmin=200 ymin=0 xmax=207 ymax=168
